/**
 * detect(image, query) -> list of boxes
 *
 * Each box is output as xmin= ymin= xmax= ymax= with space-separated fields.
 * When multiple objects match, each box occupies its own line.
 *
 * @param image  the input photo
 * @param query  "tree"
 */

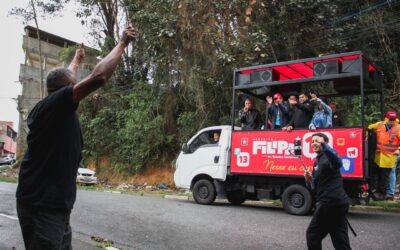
xmin=13 ymin=0 xmax=400 ymax=176
xmin=11 ymin=0 xmax=73 ymax=98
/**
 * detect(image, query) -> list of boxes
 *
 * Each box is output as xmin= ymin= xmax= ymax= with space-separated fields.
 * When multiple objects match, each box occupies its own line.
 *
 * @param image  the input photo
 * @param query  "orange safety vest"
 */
xmin=376 ymin=122 xmax=400 ymax=154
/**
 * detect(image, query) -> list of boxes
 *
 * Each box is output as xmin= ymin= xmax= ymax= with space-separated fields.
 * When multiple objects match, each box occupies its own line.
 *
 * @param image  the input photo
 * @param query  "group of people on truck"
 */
xmin=239 ymin=94 xmax=400 ymax=202
xmin=239 ymin=92 xmax=343 ymax=131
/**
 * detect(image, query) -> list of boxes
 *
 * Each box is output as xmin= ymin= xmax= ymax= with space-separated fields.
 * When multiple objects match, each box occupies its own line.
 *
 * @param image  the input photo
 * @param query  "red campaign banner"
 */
xmin=231 ymin=128 xmax=364 ymax=178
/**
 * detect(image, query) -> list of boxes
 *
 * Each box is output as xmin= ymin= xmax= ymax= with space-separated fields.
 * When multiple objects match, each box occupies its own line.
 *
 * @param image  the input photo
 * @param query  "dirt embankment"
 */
xmin=97 ymin=166 xmax=175 ymax=186
xmin=1 ymin=158 xmax=176 ymax=188
xmin=86 ymin=158 xmax=175 ymax=186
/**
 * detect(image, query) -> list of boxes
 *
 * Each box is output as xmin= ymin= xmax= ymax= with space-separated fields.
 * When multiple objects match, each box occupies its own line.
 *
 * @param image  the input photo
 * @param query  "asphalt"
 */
xmin=1 ymin=181 xmax=400 ymax=250
xmin=0 ymin=182 xmax=98 ymax=250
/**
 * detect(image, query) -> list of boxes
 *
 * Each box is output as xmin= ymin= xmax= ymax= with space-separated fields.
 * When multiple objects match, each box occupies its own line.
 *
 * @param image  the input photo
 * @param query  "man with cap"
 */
xmin=368 ymin=111 xmax=400 ymax=200
xmin=266 ymin=93 xmax=289 ymax=130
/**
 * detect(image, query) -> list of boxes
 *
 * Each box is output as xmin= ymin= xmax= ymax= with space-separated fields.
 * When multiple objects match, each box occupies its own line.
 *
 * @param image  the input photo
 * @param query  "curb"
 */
xmin=349 ymin=205 xmax=400 ymax=213
xmin=164 ymin=195 xmax=189 ymax=200
xmin=164 ymin=195 xmax=400 ymax=213
xmin=0 ymin=165 xmax=12 ymax=171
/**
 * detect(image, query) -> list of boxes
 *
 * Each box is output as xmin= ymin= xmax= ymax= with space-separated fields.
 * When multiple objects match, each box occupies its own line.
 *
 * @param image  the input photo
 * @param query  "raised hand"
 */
xmin=310 ymin=93 xmax=317 ymax=101
xmin=74 ymin=46 xmax=85 ymax=62
xmin=304 ymin=170 xmax=312 ymax=183
xmin=266 ymin=96 xmax=273 ymax=105
xmin=120 ymin=26 xmax=138 ymax=46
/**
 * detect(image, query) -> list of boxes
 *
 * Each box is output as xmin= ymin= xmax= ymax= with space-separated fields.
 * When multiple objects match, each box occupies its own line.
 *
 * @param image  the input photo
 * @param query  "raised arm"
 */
xmin=72 ymin=26 xmax=137 ymax=103
xmin=317 ymin=98 xmax=332 ymax=115
xmin=367 ymin=121 xmax=380 ymax=130
xmin=321 ymin=143 xmax=343 ymax=169
xmin=68 ymin=45 xmax=85 ymax=80
xmin=295 ymin=102 xmax=313 ymax=112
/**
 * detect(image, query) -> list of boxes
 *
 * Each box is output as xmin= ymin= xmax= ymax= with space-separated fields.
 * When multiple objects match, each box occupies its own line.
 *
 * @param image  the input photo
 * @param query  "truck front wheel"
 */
xmin=226 ymin=190 xmax=245 ymax=205
xmin=193 ymin=179 xmax=216 ymax=205
xmin=282 ymin=184 xmax=312 ymax=215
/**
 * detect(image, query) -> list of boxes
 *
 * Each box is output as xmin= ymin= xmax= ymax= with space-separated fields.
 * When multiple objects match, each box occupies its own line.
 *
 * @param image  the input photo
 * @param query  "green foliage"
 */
xmin=0 ymin=175 xmax=17 ymax=183
xmin=369 ymin=200 xmax=400 ymax=209
xmin=114 ymin=83 xmax=171 ymax=174
xmin=9 ymin=0 xmax=71 ymax=23
xmin=58 ymin=44 xmax=99 ymax=62
xmin=177 ymin=112 xmax=198 ymax=144
xmin=68 ymin=0 xmax=400 ymax=176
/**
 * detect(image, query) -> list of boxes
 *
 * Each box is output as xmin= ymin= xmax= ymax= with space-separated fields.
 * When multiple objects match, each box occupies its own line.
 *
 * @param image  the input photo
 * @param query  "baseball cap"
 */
xmin=385 ymin=111 xmax=397 ymax=119
xmin=273 ymin=93 xmax=282 ymax=100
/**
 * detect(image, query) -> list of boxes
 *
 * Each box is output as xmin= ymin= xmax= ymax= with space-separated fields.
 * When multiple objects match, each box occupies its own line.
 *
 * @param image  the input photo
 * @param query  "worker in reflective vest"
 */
xmin=368 ymin=111 xmax=400 ymax=200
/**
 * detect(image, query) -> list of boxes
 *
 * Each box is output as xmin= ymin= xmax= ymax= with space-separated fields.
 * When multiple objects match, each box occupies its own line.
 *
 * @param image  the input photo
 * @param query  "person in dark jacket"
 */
xmin=309 ymin=95 xmax=332 ymax=129
xmin=304 ymin=133 xmax=351 ymax=250
xmin=283 ymin=92 xmax=314 ymax=131
xmin=330 ymin=103 xmax=345 ymax=127
xmin=266 ymin=93 xmax=289 ymax=130
xmin=239 ymin=98 xmax=263 ymax=130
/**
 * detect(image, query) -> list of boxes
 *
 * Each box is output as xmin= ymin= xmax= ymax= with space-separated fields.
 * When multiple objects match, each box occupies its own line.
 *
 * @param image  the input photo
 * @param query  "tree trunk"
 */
xmin=30 ymin=0 xmax=45 ymax=99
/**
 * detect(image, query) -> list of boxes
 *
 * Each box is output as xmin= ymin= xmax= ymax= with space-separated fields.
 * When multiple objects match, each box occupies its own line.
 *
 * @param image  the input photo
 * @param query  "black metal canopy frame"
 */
xmin=231 ymin=51 xmax=384 ymax=129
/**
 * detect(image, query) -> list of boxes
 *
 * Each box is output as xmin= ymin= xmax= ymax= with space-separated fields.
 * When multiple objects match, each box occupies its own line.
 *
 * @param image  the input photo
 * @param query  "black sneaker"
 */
xmin=386 ymin=194 xmax=394 ymax=201
xmin=372 ymin=192 xmax=385 ymax=201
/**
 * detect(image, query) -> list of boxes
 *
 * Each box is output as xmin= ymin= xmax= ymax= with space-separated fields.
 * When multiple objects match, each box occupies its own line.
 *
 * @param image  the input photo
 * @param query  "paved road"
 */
xmin=1 ymin=182 xmax=399 ymax=250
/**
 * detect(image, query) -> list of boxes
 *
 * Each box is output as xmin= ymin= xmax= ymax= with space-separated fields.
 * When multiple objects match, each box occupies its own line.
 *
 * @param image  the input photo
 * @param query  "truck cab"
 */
xmin=174 ymin=126 xmax=234 ymax=202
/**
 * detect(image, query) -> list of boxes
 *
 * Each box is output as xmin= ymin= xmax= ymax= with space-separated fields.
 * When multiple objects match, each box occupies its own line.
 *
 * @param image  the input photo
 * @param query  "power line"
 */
xmin=333 ymin=0 xmax=400 ymax=24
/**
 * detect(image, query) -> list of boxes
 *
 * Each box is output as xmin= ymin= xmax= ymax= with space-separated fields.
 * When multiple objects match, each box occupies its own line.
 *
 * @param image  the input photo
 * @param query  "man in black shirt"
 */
xmin=16 ymin=27 xmax=137 ymax=249
xmin=239 ymin=98 xmax=263 ymax=130
xmin=304 ymin=133 xmax=351 ymax=250
xmin=330 ymin=103 xmax=345 ymax=127
xmin=284 ymin=92 xmax=314 ymax=131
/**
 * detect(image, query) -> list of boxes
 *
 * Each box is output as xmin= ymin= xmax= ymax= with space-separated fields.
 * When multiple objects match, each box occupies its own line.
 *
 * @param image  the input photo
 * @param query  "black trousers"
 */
xmin=370 ymin=161 xmax=392 ymax=194
xmin=306 ymin=203 xmax=351 ymax=250
xmin=17 ymin=201 xmax=72 ymax=250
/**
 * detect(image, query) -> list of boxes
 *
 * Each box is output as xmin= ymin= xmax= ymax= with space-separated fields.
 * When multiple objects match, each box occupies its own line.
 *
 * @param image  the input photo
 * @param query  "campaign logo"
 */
xmin=341 ymin=157 xmax=354 ymax=174
xmin=347 ymin=147 xmax=358 ymax=158
xmin=252 ymin=140 xmax=293 ymax=155
xmin=236 ymin=152 xmax=250 ymax=167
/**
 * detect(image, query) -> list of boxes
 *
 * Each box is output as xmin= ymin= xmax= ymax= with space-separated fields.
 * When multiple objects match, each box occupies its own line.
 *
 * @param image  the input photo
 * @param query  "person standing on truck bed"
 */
xmin=304 ymin=133 xmax=351 ymax=250
xmin=330 ymin=103 xmax=345 ymax=127
xmin=239 ymin=98 xmax=263 ymax=130
xmin=283 ymin=92 xmax=314 ymax=131
xmin=15 ymin=27 xmax=137 ymax=249
xmin=265 ymin=93 xmax=289 ymax=130
xmin=368 ymin=111 xmax=400 ymax=201
xmin=308 ymin=94 xmax=332 ymax=130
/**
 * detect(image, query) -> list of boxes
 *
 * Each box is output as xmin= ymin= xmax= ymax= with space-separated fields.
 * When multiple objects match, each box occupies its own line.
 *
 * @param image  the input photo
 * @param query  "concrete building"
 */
xmin=0 ymin=121 xmax=17 ymax=157
xmin=17 ymin=25 xmax=98 ymax=157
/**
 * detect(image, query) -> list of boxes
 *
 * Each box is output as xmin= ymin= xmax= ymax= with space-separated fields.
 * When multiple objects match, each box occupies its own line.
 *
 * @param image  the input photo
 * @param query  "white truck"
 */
xmin=174 ymin=52 xmax=383 ymax=215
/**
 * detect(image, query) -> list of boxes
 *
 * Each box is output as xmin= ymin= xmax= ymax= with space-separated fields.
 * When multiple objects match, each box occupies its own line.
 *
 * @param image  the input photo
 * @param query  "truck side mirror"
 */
xmin=182 ymin=143 xmax=189 ymax=153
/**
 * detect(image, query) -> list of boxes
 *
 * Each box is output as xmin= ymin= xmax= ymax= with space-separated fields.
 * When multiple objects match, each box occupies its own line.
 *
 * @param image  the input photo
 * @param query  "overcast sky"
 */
xmin=0 ymin=0 xmax=91 ymax=130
